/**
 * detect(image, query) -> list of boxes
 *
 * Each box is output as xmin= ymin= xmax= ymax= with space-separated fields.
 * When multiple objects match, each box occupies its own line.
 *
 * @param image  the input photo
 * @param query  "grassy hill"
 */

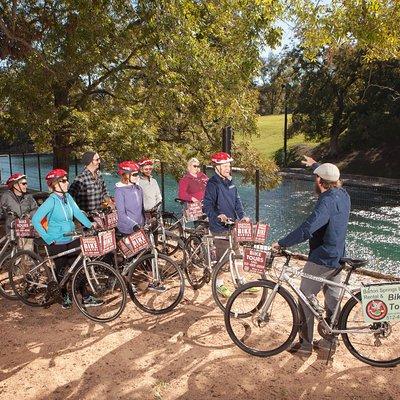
xmin=244 ymin=114 xmax=310 ymax=159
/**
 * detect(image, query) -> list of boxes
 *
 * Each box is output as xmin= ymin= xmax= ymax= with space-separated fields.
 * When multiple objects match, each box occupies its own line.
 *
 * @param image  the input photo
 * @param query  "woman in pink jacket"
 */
xmin=178 ymin=158 xmax=208 ymax=202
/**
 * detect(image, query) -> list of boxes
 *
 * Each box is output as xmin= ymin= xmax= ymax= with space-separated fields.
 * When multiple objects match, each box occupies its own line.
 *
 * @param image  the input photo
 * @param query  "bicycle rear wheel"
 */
xmin=340 ymin=292 xmax=400 ymax=367
xmin=0 ymin=251 xmax=18 ymax=300
xmin=127 ymin=253 xmax=184 ymax=314
xmin=225 ymin=280 xmax=299 ymax=357
xmin=9 ymin=250 xmax=53 ymax=307
xmin=211 ymin=254 xmax=267 ymax=313
xmin=72 ymin=261 xmax=127 ymax=323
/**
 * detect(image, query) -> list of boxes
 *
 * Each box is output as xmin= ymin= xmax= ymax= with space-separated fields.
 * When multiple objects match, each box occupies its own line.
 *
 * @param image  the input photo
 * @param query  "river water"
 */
xmin=1 ymin=154 xmax=399 ymax=275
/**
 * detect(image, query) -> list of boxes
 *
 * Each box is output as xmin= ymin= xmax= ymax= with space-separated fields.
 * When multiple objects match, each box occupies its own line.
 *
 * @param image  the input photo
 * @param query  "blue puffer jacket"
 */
xmin=203 ymin=173 xmax=244 ymax=233
xmin=32 ymin=193 xmax=92 ymax=245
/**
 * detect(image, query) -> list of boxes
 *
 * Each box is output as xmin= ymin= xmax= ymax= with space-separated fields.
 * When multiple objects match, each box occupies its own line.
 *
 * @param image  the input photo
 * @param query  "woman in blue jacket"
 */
xmin=32 ymin=168 xmax=101 ymax=309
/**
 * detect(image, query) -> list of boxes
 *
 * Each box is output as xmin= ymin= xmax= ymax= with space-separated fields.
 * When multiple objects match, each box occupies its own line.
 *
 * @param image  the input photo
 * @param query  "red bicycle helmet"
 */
xmin=117 ymin=161 xmax=140 ymax=175
xmin=211 ymin=152 xmax=233 ymax=164
xmin=138 ymin=157 xmax=154 ymax=167
xmin=6 ymin=173 xmax=26 ymax=189
xmin=45 ymin=169 xmax=67 ymax=186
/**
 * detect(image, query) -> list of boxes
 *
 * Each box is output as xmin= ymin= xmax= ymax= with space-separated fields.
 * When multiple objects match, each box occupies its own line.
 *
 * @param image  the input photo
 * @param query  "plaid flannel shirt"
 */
xmin=68 ymin=169 xmax=109 ymax=213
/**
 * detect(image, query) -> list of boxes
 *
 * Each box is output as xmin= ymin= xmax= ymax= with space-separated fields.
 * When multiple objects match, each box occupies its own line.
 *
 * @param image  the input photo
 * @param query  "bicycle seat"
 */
xmin=339 ymin=258 xmax=368 ymax=269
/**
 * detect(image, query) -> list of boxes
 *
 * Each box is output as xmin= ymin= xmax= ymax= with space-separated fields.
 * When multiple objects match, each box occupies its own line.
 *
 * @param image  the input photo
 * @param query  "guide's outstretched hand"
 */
xmin=301 ymin=155 xmax=317 ymax=167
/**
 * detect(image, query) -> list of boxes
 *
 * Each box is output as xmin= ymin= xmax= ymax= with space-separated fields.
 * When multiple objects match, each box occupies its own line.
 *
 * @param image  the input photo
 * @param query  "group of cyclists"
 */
xmin=1 ymin=149 xmax=352 ymax=358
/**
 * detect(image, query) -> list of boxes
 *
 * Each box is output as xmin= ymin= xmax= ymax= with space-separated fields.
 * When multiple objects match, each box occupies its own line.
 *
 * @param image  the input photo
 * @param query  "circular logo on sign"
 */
xmin=366 ymin=299 xmax=388 ymax=320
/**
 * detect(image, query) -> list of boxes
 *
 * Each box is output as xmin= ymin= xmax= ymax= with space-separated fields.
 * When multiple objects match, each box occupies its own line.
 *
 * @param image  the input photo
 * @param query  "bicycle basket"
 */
xmin=118 ymin=229 xmax=150 ymax=258
xmin=184 ymin=201 xmax=204 ymax=222
xmin=105 ymin=211 xmax=118 ymax=229
xmin=242 ymin=246 xmax=272 ymax=274
xmin=80 ymin=229 xmax=116 ymax=257
xmin=15 ymin=218 xmax=37 ymax=238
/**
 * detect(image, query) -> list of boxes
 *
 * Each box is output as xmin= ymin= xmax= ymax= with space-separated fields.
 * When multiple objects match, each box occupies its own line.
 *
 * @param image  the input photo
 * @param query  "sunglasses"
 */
xmin=19 ymin=182 xmax=28 ymax=186
xmin=59 ymin=178 xmax=69 ymax=183
xmin=130 ymin=173 xmax=139 ymax=177
xmin=192 ymin=165 xmax=200 ymax=168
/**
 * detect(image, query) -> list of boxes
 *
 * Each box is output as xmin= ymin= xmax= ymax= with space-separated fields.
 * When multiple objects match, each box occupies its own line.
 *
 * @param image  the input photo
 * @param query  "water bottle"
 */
xmin=308 ymin=294 xmax=324 ymax=315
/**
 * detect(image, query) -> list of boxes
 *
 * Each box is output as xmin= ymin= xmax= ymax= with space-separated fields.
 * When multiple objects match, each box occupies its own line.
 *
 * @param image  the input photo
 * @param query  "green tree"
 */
xmin=0 ymin=0 xmax=283 ymax=189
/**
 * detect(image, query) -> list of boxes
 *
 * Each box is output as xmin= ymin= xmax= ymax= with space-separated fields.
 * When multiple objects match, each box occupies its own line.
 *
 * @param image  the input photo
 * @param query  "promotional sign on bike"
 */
xmin=118 ymin=229 xmax=150 ymax=258
xmin=242 ymin=246 xmax=270 ymax=273
xmin=184 ymin=201 xmax=203 ymax=221
xmin=361 ymin=283 xmax=400 ymax=323
xmin=234 ymin=221 xmax=253 ymax=242
xmin=253 ymin=223 xmax=270 ymax=244
xmin=15 ymin=218 xmax=36 ymax=238
xmin=80 ymin=230 xmax=117 ymax=257
xmin=105 ymin=211 xmax=118 ymax=229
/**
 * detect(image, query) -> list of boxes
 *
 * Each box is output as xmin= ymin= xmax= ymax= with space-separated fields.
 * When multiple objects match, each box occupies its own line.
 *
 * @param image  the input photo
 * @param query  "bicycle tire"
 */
xmin=127 ymin=253 xmax=184 ymax=315
xmin=0 ymin=251 xmax=18 ymax=300
xmin=156 ymin=229 xmax=182 ymax=257
xmin=211 ymin=253 xmax=267 ymax=313
xmin=71 ymin=261 xmax=127 ymax=323
xmin=9 ymin=250 xmax=53 ymax=307
xmin=339 ymin=291 xmax=400 ymax=368
xmin=183 ymin=235 xmax=209 ymax=290
xmin=225 ymin=280 xmax=299 ymax=357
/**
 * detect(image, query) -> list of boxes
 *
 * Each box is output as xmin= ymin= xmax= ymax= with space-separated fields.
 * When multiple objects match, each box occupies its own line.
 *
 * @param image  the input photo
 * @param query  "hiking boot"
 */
xmin=287 ymin=342 xmax=312 ymax=356
xmin=148 ymin=282 xmax=166 ymax=292
xmin=217 ymin=284 xmax=232 ymax=298
xmin=82 ymin=295 xmax=104 ymax=307
xmin=62 ymin=294 xmax=72 ymax=310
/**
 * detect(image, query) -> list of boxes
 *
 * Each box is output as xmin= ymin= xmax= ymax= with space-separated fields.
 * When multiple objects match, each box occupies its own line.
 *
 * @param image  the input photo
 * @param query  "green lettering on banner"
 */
xmin=361 ymin=283 xmax=400 ymax=323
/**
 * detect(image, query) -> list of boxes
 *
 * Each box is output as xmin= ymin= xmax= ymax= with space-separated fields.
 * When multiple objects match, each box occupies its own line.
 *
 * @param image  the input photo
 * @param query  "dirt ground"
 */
xmin=1 ymin=275 xmax=399 ymax=400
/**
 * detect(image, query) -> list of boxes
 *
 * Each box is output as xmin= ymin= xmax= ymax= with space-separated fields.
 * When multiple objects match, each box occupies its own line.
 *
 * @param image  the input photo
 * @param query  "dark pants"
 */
xmin=48 ymin=239 xmax=82 ymax=296
xmin=298 ymin=261 xmax=342 ymax=347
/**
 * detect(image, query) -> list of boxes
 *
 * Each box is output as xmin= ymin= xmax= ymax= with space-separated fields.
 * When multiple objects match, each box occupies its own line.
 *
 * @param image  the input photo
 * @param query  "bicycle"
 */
xmin=114 ymin=218 xmax=185 ymax=315
xmin=8 ymin=229 xmax=127 ymax=323
xmin=0 ymin=218 xmax=19 ymax=299
xmin=182 ymin=219 xmax=267 ymax=313
xmin=224 ymin=249 xmax=400 ymax=368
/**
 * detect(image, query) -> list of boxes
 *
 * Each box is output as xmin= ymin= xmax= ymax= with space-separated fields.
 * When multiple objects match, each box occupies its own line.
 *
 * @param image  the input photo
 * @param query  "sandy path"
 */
xmin=1 ymin=279 xmax=399 ymax=400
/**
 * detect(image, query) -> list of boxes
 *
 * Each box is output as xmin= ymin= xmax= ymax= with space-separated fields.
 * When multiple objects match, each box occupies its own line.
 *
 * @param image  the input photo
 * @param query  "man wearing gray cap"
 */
xmin=69 ymin=151 xmax=111 ymax=213
xmin=272 ymin=155 xmax=351 ymax=356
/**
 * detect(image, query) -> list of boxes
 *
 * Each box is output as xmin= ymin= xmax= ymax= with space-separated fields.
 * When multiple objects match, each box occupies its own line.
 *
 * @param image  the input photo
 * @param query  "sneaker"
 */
xmin=62 ymin=294 xmax=72 ymax=310
xmin=82 ymin=295 xmax=104 ymax=307
xmin=148 ymin=282 xmax=166 ymax=292
xmin=217 ymin=284 xmax=232 ymax=298
xmin=245 ymin=286 xmax=261 ymax=294
xmin=287 ymin=342 xmax=312 ymax=356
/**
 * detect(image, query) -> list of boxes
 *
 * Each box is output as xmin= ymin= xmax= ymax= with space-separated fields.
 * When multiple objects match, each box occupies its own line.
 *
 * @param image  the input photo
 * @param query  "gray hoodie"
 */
xmin=0 ymin=190 xmax=38 ymax=232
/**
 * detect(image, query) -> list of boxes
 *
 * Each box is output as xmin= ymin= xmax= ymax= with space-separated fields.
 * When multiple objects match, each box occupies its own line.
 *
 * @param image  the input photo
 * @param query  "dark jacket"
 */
xmin=0 ymin=190 xmax=38 ymax=233
xmin=203 ymin=173 xmax=244 ymax=233
xmin=278 ymin=187 xmax=351 ymax=268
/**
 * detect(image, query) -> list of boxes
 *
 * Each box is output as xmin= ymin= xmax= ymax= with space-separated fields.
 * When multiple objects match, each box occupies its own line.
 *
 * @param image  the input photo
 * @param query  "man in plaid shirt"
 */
xmin=69 ymin=151 xmax=111 ymax=213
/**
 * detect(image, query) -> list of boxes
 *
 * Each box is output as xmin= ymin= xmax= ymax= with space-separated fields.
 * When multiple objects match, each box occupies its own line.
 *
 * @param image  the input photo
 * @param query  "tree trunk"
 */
xmin=329 ymin=91 xmax=345 ymax=157
xmin=52 ymin=84 xmax=73 ymax=171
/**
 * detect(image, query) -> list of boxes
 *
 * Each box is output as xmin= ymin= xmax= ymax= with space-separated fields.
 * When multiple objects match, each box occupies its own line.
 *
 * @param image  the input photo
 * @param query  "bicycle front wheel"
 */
xmin=9 ymin=250 xmax=53 ymax=307
xmin=0 ymin=251 xmax=18 ymax=300
xmin=225 ymin=280 xmax=299 ymax=357
xmin=127 ymin=253 xmax=184 ymax=314
xmin=340 ymin=292 xmax=400 ymax=367
xmin=72 ymin=261 xmax=127 ymax=323
xmin=211 ymin=254 xmax=267 ymax=313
